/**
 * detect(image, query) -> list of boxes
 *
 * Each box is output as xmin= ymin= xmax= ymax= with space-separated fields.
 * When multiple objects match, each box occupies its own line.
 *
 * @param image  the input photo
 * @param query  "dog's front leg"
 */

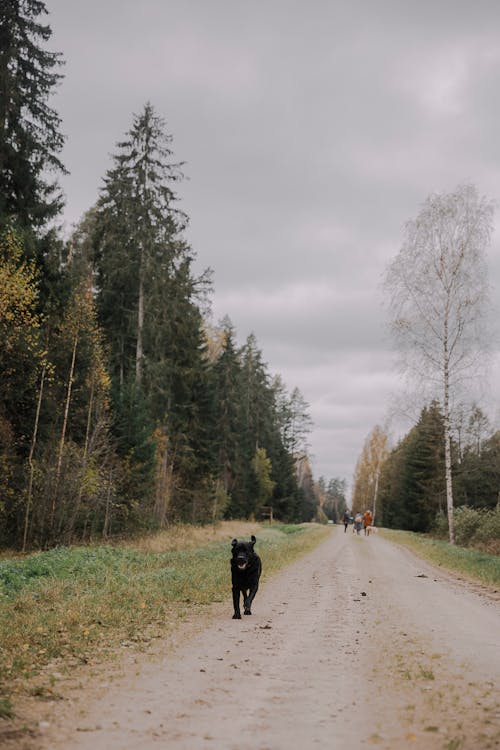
xmin=243 ymin=589 xmax=250 ymax=614
xmin=244 ymin=583 xmax=259 ymax=615
xmin=232 ymin=586 xmax=241 ymax=619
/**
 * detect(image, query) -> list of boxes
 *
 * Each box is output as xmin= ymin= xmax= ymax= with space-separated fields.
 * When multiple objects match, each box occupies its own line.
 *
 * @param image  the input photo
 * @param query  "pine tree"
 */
xmin=94 ymin=102 xmax=187 ymax=390
xmin=379 ymin=404 xmax=446 ymax=532
xmin=211 ymin=320 xmax=244 ymax=497
xmin=267 ymin=376 xmax=305 ymax=520
xmin=455 ymin=409 xmax=499 ymax=509
xmin=92 ymin=104 xmax=213 ymax=524
xmin=232 ymin=334 xmax=287 ymax=517
xmin=0 ymin=0 xmax=65 ymax=235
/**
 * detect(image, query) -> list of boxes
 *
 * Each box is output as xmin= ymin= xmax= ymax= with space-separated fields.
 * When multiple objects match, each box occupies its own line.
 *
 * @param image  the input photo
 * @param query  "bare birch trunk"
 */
xmin=67 ymin=373 xmax=94 ymax=541
xmin=443 ymin=322 xmax=455 ymax=544
xmin=372 ymin=469 xmax=380 ymax=526
xmin=153 ymin=429 xmax=171 ymax=527
xmin=50 ymin=333 xmax=78 ymax=534
xmin=444 ymin=421 xmax=454 ymax=544
xmin=103 ymin=468 xmax=113 ymax=538
xmin=22 ymin=364 xmax=46 ymax=552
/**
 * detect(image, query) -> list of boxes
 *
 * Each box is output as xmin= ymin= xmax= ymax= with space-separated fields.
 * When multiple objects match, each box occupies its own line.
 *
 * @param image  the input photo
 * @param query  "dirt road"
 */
xmin=36 ymin=528 xmax=500 ymax=750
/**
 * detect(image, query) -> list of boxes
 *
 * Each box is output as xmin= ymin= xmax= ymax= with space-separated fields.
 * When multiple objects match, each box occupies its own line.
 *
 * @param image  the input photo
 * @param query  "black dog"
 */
xmin=231 ymin=535 xmax=262 ymax=619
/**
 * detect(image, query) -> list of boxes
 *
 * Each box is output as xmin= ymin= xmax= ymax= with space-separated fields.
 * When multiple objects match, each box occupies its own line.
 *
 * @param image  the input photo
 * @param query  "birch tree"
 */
xmin=352 ymin=425 xmax=389 ymax=521
xmin=383 ymin=184 xmax=494 ymax=543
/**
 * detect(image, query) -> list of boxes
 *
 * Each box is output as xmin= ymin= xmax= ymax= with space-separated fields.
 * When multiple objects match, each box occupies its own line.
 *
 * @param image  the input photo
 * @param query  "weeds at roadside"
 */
xmin=379 ymin=529 xmax=500 ymax=588
xmin=0 ymin=696 xmax=14 ymax=719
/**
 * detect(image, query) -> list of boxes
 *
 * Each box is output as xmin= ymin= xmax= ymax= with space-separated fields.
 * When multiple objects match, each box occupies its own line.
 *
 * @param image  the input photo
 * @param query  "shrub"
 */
xmin=453 ymin=506 xmax=483 ymax=546
xmin=433 ymin=512 xmax=449 ymax=538
xmin=473 ymin=507 xmax=500 ymax=543
xmin=433 ymin=506 xmax=500 ymax=550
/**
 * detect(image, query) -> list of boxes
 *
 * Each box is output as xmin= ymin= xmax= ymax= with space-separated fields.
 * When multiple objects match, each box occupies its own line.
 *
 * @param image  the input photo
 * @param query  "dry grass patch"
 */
xmin=0 ymin=522 xmax=329 ymax=713
xmin=131 ymin=520 xmax=261 ymax=553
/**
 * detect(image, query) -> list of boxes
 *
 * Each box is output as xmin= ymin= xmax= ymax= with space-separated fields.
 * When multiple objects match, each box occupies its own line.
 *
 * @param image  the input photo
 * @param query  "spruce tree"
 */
xmin=211 ymin=321 xmax=244 ymax=497
xmin=92 ymin=104 xmax=212 ymax=523
xmin=94 ymin=102 xmax=187 ymax=391
xmin=235 ymin=335 xmax=273 ymax=516
xmin=0 ymin=0 xmax=65 ymax=235
xmin=379 ymin=404 xmax=446 ymax=532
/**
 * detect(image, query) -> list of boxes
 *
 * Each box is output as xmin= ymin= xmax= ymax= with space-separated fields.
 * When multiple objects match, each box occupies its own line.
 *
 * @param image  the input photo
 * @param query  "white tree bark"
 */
xmin=23 ymin=364 xmax=46 ymax=552
xmin=50 ymin=332 xmax=78 ymax=533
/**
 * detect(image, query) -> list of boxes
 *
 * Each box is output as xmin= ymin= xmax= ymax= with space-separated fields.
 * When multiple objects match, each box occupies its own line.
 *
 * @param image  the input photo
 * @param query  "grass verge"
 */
xmin=0 ymin=521 xmax=330 ymax=706
xmin=379 ymin=528 xmax=500 ymax=588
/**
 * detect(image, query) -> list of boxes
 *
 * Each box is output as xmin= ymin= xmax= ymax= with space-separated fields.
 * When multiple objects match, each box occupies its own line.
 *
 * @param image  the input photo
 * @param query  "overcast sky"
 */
xmin=45 ymin=0 xmax=500 ymax=493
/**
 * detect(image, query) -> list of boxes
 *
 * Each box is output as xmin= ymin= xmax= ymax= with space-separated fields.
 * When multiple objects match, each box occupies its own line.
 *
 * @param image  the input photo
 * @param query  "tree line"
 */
xmin=0 ymin=0 xmax=339 ymax=549
xmin=353 ymin=405 xmax=499 ymax=534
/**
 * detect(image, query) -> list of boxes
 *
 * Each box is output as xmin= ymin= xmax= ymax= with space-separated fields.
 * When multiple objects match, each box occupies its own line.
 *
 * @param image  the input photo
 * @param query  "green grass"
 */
xmin=0 ymin=522 xmax=330 ymax=692
xmin=380 ymin=528 xmax=500 ymax=588
xmin=0 ymin=695 xmax=14 ymax=719
xmin=270 ymin=523 xmax=306 ymax=535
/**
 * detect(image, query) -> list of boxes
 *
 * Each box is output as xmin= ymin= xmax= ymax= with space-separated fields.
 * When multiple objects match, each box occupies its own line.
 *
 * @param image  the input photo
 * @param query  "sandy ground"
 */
xmin=10 ymin=527 xmax=500 ymax=750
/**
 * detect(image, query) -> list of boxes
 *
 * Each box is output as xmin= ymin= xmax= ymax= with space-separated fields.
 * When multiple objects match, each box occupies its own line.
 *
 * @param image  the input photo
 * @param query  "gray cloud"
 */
xmin=47 ymin=0 xmax=500 ymax=488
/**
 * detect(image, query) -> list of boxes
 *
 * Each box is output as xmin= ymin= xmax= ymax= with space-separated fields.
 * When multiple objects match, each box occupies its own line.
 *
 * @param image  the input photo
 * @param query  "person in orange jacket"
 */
xmin=363 ymin=509 xmax=373 ymax=535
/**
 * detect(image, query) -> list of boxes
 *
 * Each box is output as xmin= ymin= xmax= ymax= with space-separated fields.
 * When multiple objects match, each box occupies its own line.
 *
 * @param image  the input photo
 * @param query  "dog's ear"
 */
xmin=251 ymin=535 xmax=256 ymax=545
xmin=231 ymin=538 xmax=237 ymax=547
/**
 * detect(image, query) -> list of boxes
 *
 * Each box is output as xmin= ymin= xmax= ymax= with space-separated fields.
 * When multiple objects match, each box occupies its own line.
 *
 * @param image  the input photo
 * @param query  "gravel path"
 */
xmin=36 ymin=528 xmax=500 ymax=750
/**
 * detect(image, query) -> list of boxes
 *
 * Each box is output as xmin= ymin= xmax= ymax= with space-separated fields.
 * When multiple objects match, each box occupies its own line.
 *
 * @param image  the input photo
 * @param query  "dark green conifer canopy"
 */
xmin=0 ymin=0 xmax=66 ymax=232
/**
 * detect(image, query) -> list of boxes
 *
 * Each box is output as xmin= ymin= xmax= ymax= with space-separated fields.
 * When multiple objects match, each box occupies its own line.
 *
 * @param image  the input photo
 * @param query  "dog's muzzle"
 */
xmin=237 ymin=560 xmax=248 ymax=570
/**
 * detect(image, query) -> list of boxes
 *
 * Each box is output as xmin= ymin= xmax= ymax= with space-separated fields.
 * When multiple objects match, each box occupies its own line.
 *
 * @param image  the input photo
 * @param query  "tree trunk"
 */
xmin=153 ymin=428 xmax=171 ymax=527
xmin=372 ymin=469 xmax=380 ymax=526
xmin=443 ymin=325 xmax=455 ymax=544
xmin=212 ymin=479 xmax=220 ymax=524
xmin=102 ymin=468 xmax=113 ymax=538
xmin=67 ymin=373 xmax=94 ymax=542
xmin=22 ymin=364 xmax=46 ymax=552
xmin=135 ymin=250 xmax=144 ymax=384
xmin=50 ymin=332 xmax=78 ymax=535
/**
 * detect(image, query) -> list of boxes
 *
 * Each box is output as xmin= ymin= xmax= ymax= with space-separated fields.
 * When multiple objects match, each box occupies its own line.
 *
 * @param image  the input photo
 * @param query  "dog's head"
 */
xmin=231 ymin=535 xmax=257 ymax=571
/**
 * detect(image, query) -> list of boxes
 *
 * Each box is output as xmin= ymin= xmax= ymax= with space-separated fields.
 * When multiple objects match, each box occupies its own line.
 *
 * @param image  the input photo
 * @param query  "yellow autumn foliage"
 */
xmin=0 ymin=230 xmax=42 ymax=355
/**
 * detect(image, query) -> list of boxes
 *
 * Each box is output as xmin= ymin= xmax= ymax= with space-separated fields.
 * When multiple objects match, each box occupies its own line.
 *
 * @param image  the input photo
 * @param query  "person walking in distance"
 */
xmin=354 ymin=512 xmax=363 ymax=535
xmin=342 ymin=510 xmax=350 ymax=533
